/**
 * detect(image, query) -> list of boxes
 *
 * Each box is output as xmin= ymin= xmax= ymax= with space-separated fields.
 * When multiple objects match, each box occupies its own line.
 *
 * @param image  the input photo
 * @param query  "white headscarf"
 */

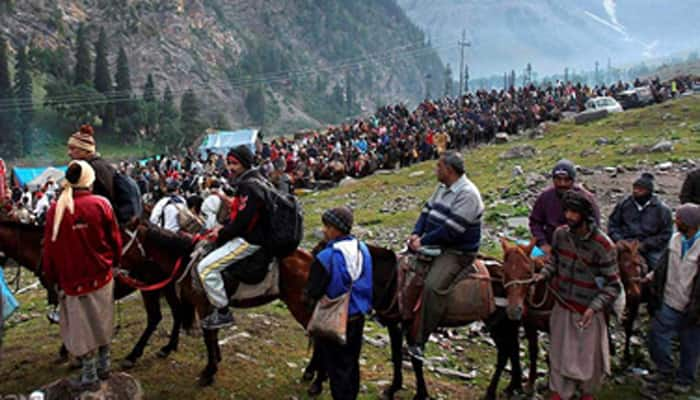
xmin=51 ymin=160 xmax=95 ymax=242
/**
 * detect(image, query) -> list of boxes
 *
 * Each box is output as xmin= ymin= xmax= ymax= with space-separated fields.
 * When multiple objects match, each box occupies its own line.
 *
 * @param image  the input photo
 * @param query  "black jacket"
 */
xmin=216 ymin=168 xmax=269 ymax=247
xmin=649 ymin=248 xmax=700 ymax=326
xmin=87 ymin=155 xmax=116 ymax=203
xmin=680 ymin=168 xmax=700 ymax=204
xmin=608 ymin=194 xmax=673 ymax=254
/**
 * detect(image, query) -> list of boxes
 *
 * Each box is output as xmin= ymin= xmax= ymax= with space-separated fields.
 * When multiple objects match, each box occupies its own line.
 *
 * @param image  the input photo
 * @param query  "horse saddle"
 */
xmin=222 ymin=259 xmax=280 ymax=302
xmin=397 ymin=253 xmax=495 ymax=326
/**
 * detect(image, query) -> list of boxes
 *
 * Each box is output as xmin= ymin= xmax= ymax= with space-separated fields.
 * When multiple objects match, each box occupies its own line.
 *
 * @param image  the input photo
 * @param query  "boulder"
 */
xmin=494 ymin=132 xmax=509 ymax=144
xmin=650 ymin=140 xmax=673 ymax=153
xmin=595 ymin=137 xmax=609 ymax=145
xmin=41 ymin=373 xmax=143 ymax=400
xmin=657 ymin=162 xmax=673 ymax=171
xmin=574 ymin=109 xmax=608 ymax=125
xmin=499 ymin=145 xmax=537 ymax=160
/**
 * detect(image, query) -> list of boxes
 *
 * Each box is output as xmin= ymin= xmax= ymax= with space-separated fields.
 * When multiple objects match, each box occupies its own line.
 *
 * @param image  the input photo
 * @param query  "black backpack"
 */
xmin=253 ymin=179 xmax=303 ymax=257
xmin=113 ymin=171 xmax=144 ymax=224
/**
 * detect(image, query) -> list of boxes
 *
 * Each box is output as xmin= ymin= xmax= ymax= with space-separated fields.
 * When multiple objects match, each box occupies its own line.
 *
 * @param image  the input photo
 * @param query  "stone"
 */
xmin=580 ymin=148 xmax=599 ymax=158
xmin=512 ymin=165 xmax=524 ymax=177
xmin=507 ymin=217 xmax=529 ymax=230
xmin=576 ymin=166 xmax=595 ymax=175
xmin=604 ymin=167 xmax=617 ymax=174
xmin=650 ymin=140 xmax=673 ymax=153
xmin=495 ymin=132 xmax=509 ymax=144
xmin=434 ymin=367 xmax=478 ymax=380
xmin=40 ymin=372 xmax=143 ymax=400
xmin=499 ymin=145 xmax=537 ymax=160
xmin=657 ymin=162 xmax=673 ymax=171
xmin=595 ymin=137 xmax=609 ymax=145
xmin=408 ymin=171 xmax=425 ymax=178
xmin=338 ymin=177 xmax=356 ymax=187
xmin=662 ymin=112 xmax=674 ymax=121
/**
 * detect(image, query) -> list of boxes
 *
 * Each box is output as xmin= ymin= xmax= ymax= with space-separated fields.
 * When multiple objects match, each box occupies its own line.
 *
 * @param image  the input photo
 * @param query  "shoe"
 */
xmin=97 ymin=369 xmax=111 ymax=381
xmin=406 ymin=345 xmax=424 ymax=360
xmin=201 ymin=309 xmax=234 ymax=330
xmin=47 ymin=309 xmax=60 ymax=324
xmin=671 ymin=383 xmax=691 ymax=394
xmin=68 ymin=378 xmax=100 ymax=392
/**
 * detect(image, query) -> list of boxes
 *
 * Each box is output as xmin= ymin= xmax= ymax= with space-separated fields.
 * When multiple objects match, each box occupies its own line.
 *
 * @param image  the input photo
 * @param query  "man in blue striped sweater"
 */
xmin=407 ymin=151 xmax=484 ymax=358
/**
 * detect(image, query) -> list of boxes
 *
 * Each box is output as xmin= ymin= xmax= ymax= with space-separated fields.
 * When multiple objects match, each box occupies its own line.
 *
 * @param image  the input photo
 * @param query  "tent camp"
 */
xmin=12 ymin=166 xmax=67 ymax=191
xmin=198 ymin=129 xmax=259 ymax=159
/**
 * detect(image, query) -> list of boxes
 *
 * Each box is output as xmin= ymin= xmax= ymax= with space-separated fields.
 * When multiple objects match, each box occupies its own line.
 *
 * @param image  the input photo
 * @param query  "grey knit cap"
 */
xmin=677 ymin=203 xmax=700 ymax=228
xmin=322 ymin=206 xmax=354 ymax=234
xmin=552 ymin=159 xmax=576 ymax=180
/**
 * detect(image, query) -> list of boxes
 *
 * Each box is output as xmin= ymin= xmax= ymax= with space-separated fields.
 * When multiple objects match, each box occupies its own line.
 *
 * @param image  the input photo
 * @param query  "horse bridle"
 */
xmin=122 ymin=228 xmax=146 ymax=257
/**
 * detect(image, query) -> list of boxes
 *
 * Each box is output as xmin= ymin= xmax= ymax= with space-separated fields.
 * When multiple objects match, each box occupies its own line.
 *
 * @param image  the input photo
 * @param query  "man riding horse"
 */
xmin=405 ymin=151 xmax=484 ymax=359
xmin=196 ymin=145 xmax=271 ymax=329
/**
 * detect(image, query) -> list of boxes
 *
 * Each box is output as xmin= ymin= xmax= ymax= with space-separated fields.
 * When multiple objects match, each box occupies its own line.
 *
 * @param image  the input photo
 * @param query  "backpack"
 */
xmin=253 ymin=178 xmax=304 ymax=257
xmin=113 ymin=172 xmax=143 ymax=224
xmin=160 ymin=196 xmax=203 ymax=234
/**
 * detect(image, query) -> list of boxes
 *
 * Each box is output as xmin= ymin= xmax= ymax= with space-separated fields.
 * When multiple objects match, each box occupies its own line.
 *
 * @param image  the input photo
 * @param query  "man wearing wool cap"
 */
xmin=67 ymin=125 xmax=117 ymax=203
xmin=529 ymin=159 xmax=601 ymax=256
xmin=608 ymin=172 xmax=673 ymax=269
xmin=644 ymin=203 xmax=700 ymax=397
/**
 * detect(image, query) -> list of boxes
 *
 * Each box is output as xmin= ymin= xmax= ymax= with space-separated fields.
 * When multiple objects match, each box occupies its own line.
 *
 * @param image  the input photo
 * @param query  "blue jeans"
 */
xmin=642 ymin=249 xmax=664 ymax=271
xmin=648 ymin=303 xmax=700 ymax=385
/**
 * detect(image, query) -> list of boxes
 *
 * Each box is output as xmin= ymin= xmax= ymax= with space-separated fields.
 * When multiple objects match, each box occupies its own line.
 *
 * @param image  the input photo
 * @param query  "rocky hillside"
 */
xmin=0 ymin=0 xmax=444 ymax=135
xmin=397 ymin=0 xmax=698 ymax=78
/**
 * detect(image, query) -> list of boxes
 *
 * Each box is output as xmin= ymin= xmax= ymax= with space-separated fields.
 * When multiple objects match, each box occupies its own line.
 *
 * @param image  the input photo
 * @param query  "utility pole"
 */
xmin=457 ymin=29 xmax=471 ymax=97
xmin=464 ymin=65 xmax=469 ymax=94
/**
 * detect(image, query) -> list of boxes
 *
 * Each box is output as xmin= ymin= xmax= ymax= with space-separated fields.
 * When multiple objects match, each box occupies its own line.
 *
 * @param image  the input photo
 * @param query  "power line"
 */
xmin=0 ymin=42 xmax=454 ymax=113
xmin=0 ymin=40 xmax=431 ymax=108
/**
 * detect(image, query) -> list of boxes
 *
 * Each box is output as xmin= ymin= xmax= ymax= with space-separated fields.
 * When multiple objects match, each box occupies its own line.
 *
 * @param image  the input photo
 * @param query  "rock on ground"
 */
xmin=41 ymin=372 xmax=143 ymax=400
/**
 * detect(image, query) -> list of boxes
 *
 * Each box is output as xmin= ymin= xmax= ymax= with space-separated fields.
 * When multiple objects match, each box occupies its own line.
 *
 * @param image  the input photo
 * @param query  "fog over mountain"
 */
xmin=398 ymin=0 xmax=700 ymax=78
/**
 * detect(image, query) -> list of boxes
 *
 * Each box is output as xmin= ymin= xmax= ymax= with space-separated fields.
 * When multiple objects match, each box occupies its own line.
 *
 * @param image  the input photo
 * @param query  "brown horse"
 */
xmin=504 ymin=238 xmax=645 ymax=392
xmin=126 ymin=221 xmax=314 ymax=386
xmin=304 ymin=239 xmax=536 ymax=400
xmin=616 ymin=239 xmax=645 ymax=362
xmin=0 ymin=220 xmax=193 ymax=367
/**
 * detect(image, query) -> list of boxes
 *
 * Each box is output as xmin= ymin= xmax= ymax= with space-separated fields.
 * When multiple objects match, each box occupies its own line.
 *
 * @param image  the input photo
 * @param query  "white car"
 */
xmin=585 ymin=96 xmax=624 ymax=113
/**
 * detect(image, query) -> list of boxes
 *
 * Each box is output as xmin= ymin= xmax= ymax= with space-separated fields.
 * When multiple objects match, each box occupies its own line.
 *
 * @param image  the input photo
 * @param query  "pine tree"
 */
xmin=180 ymin=88 xmax=201 ymax=139
xmin=14 ymin=45 xmax=33 ymax=155
xmin=0 ymin=37 xmax=18 ymax=157
xmin=159 ymin=85 xmax=181 ymax=146
xmin=143 ymin=73 xmax=156 ymax=102
xmin=345 ymin=71 xmax=354 ymax=117
xmin=443 ymin=64 xmax=453 ymax=97
xmin=94 ymin=27 xmax=111 ymax=93
xmin=74 ymin=23 xmax=92 ymax=86
xmin=114 ymin=46 xmax=132 ymax=118
xmin=244 ymin=85 xmax=265 ymax=126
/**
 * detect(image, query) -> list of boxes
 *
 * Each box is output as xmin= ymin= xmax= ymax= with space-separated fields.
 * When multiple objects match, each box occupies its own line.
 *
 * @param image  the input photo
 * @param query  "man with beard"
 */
xmin=529 ymin=159 xmax=600 ymax=256
xmin=534 ymin=191 xmax=621 ymax=400
xmin=608 ymin=173 xmax=673 ymax=269
xmin=643 ymin=203 xmax=700 ymax=397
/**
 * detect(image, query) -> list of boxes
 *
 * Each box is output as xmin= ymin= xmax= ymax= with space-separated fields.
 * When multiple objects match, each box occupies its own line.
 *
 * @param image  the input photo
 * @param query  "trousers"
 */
xmin=196 ymin=238 xmax=260 ymax=308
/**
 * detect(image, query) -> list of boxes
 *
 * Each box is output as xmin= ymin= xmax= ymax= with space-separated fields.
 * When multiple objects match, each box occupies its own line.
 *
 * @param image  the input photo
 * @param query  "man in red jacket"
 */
xmin=43 ymin=160 xmax=122 ymax=391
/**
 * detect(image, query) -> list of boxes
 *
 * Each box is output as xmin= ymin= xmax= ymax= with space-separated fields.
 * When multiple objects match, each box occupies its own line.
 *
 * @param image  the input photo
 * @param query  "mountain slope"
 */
xmin=397 ymin=0 xmax=699 ymax=78
xmin=0 ymin=0 xmax=444 ymax=136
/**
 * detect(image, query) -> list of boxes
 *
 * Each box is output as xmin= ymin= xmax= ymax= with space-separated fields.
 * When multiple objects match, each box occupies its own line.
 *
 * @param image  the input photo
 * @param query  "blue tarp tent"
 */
xmin=12 ymin=166 xmax=67 ymax=189
xmin=198 ymin=129 xmax=259 ymax=159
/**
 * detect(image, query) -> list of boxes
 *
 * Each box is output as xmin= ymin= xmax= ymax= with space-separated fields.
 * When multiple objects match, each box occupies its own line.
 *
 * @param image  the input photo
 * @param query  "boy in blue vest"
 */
xmin=304 ymin=206 xmax=373 ymax=400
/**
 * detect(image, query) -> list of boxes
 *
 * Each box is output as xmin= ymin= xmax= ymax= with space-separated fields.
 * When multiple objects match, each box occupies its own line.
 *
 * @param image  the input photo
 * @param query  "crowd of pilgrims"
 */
xmin=7 ymin=75 xmax=693 ymax=224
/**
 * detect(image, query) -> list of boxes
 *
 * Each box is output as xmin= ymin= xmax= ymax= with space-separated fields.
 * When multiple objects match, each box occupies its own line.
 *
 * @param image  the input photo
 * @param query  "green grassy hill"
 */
xmin=1 ymin=95 xmax=699 ymax=399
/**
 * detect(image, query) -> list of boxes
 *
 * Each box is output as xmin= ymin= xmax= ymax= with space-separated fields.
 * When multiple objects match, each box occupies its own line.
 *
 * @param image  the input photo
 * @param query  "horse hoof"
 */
xmin=302 ymin=369 xmax=315 ymax=382
xmin=120 ymin=359 xmax=136 ymax=370
xmin=157 ymin=347 xmax=174 ymax=358
xmin=307 ymin=380 xmax=323 ymax=397
xmin=198 ymin=375 xmax=215 ymax=387
xmin=382 ymin=387 xmax=399 ymax=400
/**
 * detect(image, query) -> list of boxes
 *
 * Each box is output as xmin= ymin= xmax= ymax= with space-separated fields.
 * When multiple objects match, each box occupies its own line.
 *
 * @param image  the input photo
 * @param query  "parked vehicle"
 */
xmin=585 ymin=96 xmax=624 ymax=113
xmin=616 ymin=86 xmax=655 ymax=109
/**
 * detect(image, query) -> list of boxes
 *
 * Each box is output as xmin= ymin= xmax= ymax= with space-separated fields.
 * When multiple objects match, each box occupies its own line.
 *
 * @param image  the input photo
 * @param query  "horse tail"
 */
xmin=180 ymin=301 xmax=196 ymax=331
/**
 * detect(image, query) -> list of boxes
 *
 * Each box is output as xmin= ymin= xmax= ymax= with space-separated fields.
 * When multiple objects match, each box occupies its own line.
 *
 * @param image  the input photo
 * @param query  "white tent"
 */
xmin=27 ymin=167 xmax=65 ymax=191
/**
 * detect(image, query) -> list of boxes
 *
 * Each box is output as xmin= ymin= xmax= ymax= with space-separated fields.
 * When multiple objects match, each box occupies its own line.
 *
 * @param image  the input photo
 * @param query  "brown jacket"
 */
xmin=87 ymin=155 xmax=116 ymax=203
